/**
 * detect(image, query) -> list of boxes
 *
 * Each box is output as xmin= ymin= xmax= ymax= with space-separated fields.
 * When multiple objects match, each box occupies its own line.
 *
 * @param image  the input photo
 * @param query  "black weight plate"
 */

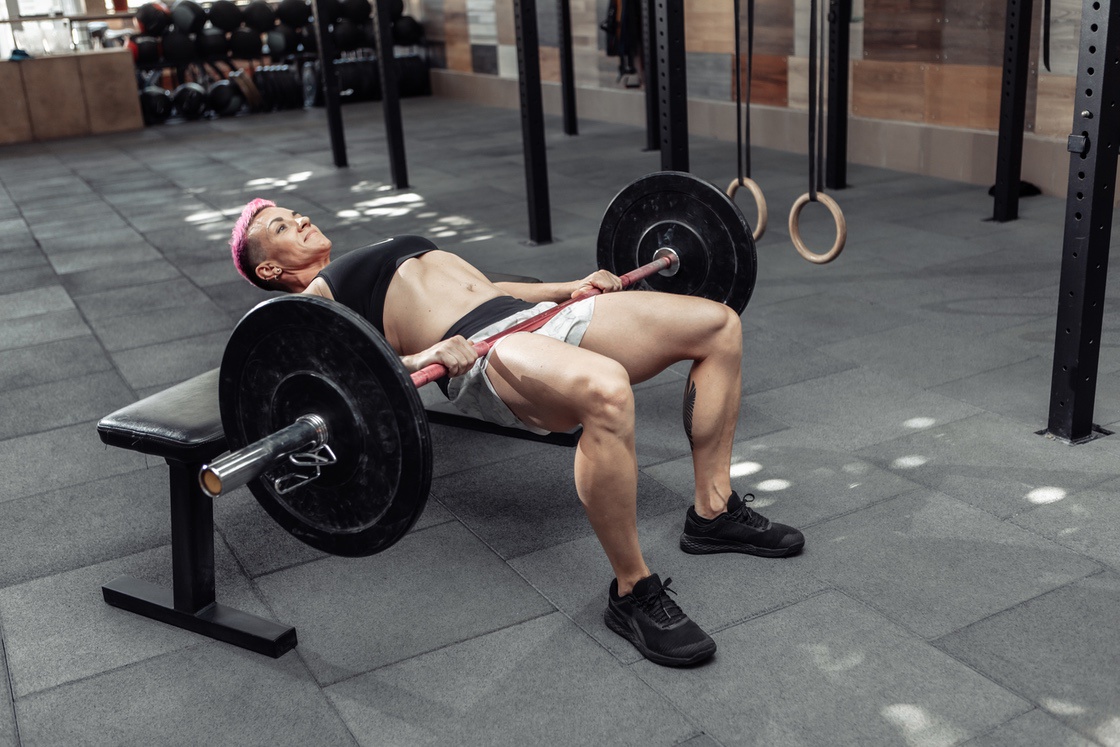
xmin=219 ymin=295 xmax=432 ymax=557
xmin=596 ymin=171 xmax=757 ymax=315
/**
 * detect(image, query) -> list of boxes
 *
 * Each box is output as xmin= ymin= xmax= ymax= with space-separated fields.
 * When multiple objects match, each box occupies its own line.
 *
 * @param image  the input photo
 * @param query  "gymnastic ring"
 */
xmin=726 ymin=176 xmax=767 ymax=242
xmin=788 ymin=191 xmax=846 ymax=265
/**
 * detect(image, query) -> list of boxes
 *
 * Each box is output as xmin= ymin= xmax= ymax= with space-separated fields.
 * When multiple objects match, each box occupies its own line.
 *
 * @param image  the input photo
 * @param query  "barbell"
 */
xmin=199 ymin=170 xmax=757 ymax=557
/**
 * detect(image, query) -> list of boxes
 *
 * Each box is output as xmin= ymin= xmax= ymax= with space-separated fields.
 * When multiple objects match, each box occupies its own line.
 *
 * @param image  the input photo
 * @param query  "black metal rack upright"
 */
xmin=992 ymin=0 xmax=1036 ymax=222
xmin=514 ymin=0 xmax=553 ymax=243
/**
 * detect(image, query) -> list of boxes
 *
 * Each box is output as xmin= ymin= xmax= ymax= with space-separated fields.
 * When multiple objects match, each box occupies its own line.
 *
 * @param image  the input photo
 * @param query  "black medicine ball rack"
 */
xmin=126 ymin=0 xmax=429 ymax=125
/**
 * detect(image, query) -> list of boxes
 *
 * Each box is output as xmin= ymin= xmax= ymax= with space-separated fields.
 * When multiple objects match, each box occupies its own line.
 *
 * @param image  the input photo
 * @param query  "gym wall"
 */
xmin=409 ymin=0 xmax=1084 ymax=197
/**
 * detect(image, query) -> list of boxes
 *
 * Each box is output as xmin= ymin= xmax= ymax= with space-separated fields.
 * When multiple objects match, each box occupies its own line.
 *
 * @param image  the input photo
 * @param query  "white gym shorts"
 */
xmin=446 ymin=297 xmax=597 ymax=435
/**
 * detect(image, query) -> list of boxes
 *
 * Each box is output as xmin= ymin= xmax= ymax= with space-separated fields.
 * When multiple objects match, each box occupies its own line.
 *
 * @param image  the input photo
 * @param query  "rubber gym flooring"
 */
xmin=2 ymin=97 xmax=1120 ymax=746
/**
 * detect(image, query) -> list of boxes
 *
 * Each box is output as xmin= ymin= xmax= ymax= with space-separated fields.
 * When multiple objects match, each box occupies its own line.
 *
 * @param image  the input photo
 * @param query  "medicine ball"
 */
xmin=207 ymin=78 xmax=244 ymax=116
xmin=196 ymin=26 xmax=229 ymax=58
xmin=243 ymin=0 xmax=276 ymax=32
xmin=135 ymin=2 xmax=171 ymax=35
xmin=337 ymin=0 xmax=370 ymax=22
xmin=333 ymin=19 xmax=362 ymax=51
xmin=161 ymin=28 xmax=194 ymax=65
xmin=139 ymin=86 xmax=173 ymax=124
xmin=229 ymin=27 xmax=262 ymax=58
xmin=391 ymin=15 xmax=422 ymax=45
xmin=208 ymin=0 xmax=242 ymax=32
xmin=172 ymin=81 xmax=207 ymax=119
xmin=128 ymin=35 xmax=160 ymax=65
xmin=170 ymin=0 xmax=206 ymax=34
xmin=276 ymin=0 xmax=312 ymax=28
xmin=266 ymin=24 xmax=298 ymax=58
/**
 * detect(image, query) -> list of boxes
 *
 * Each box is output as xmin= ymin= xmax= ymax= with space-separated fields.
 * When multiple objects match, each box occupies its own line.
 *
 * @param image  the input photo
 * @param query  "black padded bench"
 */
xmin=98 ymin=277 xmax=581 ymax=655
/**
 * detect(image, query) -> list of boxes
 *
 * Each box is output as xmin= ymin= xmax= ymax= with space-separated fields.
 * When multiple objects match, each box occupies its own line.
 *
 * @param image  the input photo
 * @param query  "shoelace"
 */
xmin=638 ymin=577 xmax=687 ymax=626
xmin=730 ymin=493 xmax=770 ymax=530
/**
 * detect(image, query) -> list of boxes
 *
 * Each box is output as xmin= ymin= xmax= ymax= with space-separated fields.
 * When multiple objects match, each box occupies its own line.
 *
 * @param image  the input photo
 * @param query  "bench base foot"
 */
xmin=103 ymin=576 xmax=297 ymax=658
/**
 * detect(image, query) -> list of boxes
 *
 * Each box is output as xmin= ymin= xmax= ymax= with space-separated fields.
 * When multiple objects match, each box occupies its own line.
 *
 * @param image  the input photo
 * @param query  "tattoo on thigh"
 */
xmin=683 ymin=380 xmax=697 ymax=450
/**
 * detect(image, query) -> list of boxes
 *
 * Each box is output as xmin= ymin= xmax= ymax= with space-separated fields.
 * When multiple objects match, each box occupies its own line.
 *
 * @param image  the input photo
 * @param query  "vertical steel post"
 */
xmin=641 ymin=0 xmax=660 ymax=151
xmin=655 ymin=0 xmax=688 ymax=171
xmin=825 ymin=0 xmax=851 ymax=190
xmin=169 ymin=462 xmax=216 ymax=613
xmin=1046 ymin=0 xmax=1120 ymax=442
xmin=372 ymin=0 xmax=409 ymax=188
xmin=558 ymin=0 xmax=578 ymax=135
xmin=514 ymin=0 xmax=553 ymax=243
xmin=992 ymin=0 xmax=1035 ymax=221
xmin=311 ymin=0 xmax=348 ymax=168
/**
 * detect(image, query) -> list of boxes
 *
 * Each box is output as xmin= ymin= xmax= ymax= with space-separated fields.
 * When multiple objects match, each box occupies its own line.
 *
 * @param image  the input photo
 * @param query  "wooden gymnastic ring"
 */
xmin=788 ymin=191 xmax=846 ymax=265
xmin=726 ymin=177 xmax=767 ymax=242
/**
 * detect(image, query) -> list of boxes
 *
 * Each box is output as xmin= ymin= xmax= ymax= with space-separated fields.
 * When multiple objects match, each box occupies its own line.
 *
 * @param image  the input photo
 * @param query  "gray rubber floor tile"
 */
xmin=823 ymin=321 xmax=1038 ymax=389
xmin=936 ymin=572 xmax=1120 ymax=746
xmin=433 ymin=446 xmax=683 ymax=560
xmin=0 ymin=421 xmax=141 ymax=503
xmin=0 ymin=264 xmax=59 ymax=296
xmin=0 ymin=467 xmax=170 ymax=589
xmin=511 ymin=510 xmax=825 ymax=664
xmin=749 ymin=365 xmax=983 ymax=451
xmin=745 ymin=325 xmax=858 ymax=395
xmin=110 ymin=329 xmax=227 ymax=390
xmin=0 ymin=244 xmax=48 ymax=271
xmin=0 ymin=635 xmax=12 ymax=747
xmin=254 ymin=522 xmax=554 ymax=685
xmin=0 ymin=370 xmax=133 ymax=441
xmin=921 ymin=246 xmax=1060 ymax=297
xmin=644 ymin=429 xmax=923 ymax=529
xmin=799 ymin=490 xmax=1102 ymax=639
xmin=91 ymin=301 xmax=234 ymax=352
xmin=214 ymin=486 xmax=455 ymax=578
xmin=0 ymin=285 xmax=73 ymax=321
xmin=0 ymin=540 xmax=272 ymax=697
xmin=204 ymin=279 xmax=275 ymax=316
xmin=325 ymin=613 xmax=697 ymax=747
xmin=46 ymin=242 xmax=164 ymax=275
xmin=73 ymin=278 xmax=210 ymax=320
xmin=30 ymin=215 xmax=132 ymax=242
xmin=0 ymin=335 xmax=112 ymax=391
xmin=855 ymin=413 xmax=1120 ymax=519
xmin=636 ymin=592 xmax=1029 ymax=747
xmin=932 ymin=356 xmax=1120 ymax=427
xmin=745 ymin=291 xmax=918 ymax=348
xmin=960 ymin=709 xmax=1098 ymax=747
xmin=15 ymin=644 xmax=354 ymax=747
xmin=35 ymin=226 xmax=148 ymax=254
xmin=1011 ymin=476 xmax=1120 ymax=572
xmin=59 ymin=257 xmax=184 ymax=296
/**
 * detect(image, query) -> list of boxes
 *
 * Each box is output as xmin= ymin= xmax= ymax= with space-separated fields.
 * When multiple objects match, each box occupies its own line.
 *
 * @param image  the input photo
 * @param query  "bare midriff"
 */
xmin=381 ymin=251 xmax=508 ymax=354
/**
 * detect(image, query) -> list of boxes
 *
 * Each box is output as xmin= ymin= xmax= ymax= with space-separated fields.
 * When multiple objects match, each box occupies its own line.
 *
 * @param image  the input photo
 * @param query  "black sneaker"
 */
xmin=680 ymin=491 xmax=805 ymax=557
xmin=604 ymin=574 xmax=716 ymax=667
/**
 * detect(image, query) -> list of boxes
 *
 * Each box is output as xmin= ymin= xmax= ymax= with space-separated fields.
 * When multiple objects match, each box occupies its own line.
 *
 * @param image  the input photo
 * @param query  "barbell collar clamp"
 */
xmin=199 ymin=413 xmax=329 ymax=499
xmin=653 ymin=247 xmax=681 ymax=277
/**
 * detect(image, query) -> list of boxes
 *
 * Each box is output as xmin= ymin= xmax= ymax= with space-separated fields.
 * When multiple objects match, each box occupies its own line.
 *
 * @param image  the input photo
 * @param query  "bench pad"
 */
xmin=98 ymin=369 xmax=226 ymax=463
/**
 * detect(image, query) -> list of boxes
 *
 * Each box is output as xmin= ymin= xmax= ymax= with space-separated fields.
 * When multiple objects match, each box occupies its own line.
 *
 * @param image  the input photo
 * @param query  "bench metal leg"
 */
xmin=102 ymin=459 xmax=297 ymax=658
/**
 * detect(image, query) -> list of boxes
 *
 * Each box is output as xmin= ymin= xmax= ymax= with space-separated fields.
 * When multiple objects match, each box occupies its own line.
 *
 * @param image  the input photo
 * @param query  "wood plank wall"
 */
xmin=413 ymin=0 xmax=1080 ymax=138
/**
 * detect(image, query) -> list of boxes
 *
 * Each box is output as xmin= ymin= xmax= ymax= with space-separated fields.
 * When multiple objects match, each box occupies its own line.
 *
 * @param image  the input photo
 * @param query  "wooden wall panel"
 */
xmin=444 ymin=0 xmax=473 ymax=71
xmin=941 ymin=0 xmax=1004 ymax=65
xmin=787 ymin=55 xmax=809 ymax=110
xmin=925 ymin=64 xmax=1000 ymax=128
xmin=684 ymin=0 xmax=734 ymax=54
xmin=862 ymin=0 xmax=945 ymax=62
xmin=539 ymin=45 xmax=561 ymax=82
xmin=1045 ymin=0 xmax=1082 ymax=76
xmin=736 ymin=53 xmax=788 ymax=107
xmin=754 ymin=0 xmax=794 ymax=56
xmin=21 ymin=56 xmax=90 ymax=140
xmin=496 ymin=0 xmax=515 ymax=44
xmin=851 ymin=59 xmax=925 ymax=121
xmin=1034 ymin=73 xmax=1075 ymax=137
xmin=79 ymin=50 xmax=142 ymax=135
xmin=0 ymin=63 xmax=32 ymax=145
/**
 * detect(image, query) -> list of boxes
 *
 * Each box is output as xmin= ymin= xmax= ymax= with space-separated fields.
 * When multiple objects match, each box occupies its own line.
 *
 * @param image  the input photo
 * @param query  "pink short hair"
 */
xmin=230 ymin=198 xmax=275 ymax=283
